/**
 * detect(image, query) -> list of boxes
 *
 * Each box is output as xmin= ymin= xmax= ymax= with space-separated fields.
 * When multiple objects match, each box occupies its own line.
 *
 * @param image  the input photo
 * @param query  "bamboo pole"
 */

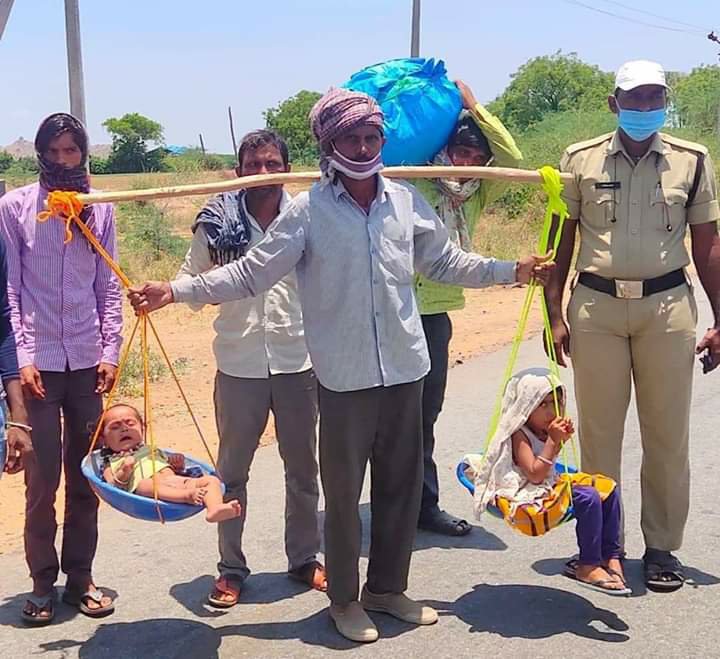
xmin=79 ymin=166 xmax=571 ymax=205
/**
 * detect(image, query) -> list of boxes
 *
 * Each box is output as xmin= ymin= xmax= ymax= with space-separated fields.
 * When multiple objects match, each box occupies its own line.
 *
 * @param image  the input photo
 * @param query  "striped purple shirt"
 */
xmin=0 ymin=182 xmax=123 ymax=371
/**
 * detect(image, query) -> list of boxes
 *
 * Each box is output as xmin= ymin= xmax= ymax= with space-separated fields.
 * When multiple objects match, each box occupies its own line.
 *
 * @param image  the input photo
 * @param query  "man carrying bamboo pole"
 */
xmin=129 ymin=88 xmax=553 ymax=643
xmin=176 ymin=129 xmax=325 ymax=607
xmin=413 ymin=80 xmax=523 ymax=537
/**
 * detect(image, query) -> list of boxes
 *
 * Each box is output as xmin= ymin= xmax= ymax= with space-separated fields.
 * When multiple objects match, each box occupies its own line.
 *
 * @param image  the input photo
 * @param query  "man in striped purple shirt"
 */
xmin=0 ymin=113 xmax=122 ymax=624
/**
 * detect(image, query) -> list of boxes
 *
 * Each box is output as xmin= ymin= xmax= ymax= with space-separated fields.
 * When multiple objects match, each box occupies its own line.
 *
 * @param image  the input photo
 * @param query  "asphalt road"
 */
xmin=2 ymin=289 xmax=719 ymax=658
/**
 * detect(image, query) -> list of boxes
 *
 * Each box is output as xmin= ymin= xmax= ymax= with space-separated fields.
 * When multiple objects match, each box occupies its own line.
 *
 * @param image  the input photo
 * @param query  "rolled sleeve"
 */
xmin=687 ymin=153 xmax=720 ymax=226
xmin=559 ymin=150 xmax=582 ymax=220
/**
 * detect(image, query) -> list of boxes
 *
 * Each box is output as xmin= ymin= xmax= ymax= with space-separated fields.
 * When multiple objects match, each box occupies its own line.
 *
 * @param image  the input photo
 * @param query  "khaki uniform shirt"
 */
xmin=560 ymin=131 xmax=720 ymax=280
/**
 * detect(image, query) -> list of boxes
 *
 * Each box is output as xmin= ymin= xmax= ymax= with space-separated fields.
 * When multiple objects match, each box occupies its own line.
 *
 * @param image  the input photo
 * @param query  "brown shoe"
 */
xmin=360 ymin=586 xmax=438 ymax=625
xmin=329 ymin=601 xmax=379 ymax=643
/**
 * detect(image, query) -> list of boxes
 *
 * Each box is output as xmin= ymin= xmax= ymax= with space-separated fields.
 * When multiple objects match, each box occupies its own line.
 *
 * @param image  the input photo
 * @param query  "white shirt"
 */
xmin=176 ymin=191 xmax=311 ymax=379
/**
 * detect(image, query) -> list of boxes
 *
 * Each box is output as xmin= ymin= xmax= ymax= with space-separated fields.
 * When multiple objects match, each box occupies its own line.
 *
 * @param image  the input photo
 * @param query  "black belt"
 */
xmin=578 ymin=269 xmax=686 ymax=300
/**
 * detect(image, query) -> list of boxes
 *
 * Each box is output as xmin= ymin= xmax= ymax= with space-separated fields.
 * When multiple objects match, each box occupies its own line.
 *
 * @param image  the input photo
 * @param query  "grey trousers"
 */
xmin=214 ymin=368 xmax=321 ymax=583
xmin=319 ymin=380 xmax=424 ymax=605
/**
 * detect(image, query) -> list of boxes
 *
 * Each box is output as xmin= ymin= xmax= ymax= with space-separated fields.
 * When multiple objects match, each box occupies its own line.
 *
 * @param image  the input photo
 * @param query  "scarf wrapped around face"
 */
xmin=463 ymin=368 xmax=566 ymax=518
xmin=35 ymin=113 xmax=94 ymax=228
xmin=430 ymin=148 xmax=482 ymax=251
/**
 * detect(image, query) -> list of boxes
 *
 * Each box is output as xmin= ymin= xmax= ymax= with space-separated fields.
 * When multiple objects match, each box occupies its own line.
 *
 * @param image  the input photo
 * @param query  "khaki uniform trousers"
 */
xmin=568 ymin=281 xmax=697 ymax=552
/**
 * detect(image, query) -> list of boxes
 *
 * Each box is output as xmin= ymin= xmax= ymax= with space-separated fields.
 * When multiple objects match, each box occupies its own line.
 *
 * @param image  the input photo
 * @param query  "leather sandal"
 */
xmin=208 ymin=576 xmax=242 ymax=608
xmin=288 ymin=560 xmax=327 ymax=592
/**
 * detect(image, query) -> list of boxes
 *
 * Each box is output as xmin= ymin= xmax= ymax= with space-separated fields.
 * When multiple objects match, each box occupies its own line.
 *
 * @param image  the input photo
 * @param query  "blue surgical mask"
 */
xmin=616 ymin=104 xmax=666 ymax=142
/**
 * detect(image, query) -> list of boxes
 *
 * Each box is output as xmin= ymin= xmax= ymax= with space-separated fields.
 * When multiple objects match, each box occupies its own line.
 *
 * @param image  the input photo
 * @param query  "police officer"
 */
xmin=545 ymin=60 xmax=720 ymax=592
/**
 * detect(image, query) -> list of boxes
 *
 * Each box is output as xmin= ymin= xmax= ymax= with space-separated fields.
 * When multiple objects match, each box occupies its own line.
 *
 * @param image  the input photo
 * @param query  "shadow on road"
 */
xmin=48 ymin=611 xmax=420 ymax=657
xmin=428 ymin=583 xmax=630 ymax=642
xmin=169 ymin=572 xmax=313 ymax=619
xmin=532 ymin=556 xmax=720 ymax=595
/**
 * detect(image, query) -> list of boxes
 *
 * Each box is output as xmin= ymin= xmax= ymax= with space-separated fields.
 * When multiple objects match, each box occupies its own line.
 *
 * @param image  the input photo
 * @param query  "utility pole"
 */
xmin=64 ymin=0 xmax=87 ymax=126
xmin=410 ymin=0 xmax=420 ymax=57
xmin=0 ymin=0 xmax=15 ymax=41
xmin=228 ymin=106 xmax=238 ymax=161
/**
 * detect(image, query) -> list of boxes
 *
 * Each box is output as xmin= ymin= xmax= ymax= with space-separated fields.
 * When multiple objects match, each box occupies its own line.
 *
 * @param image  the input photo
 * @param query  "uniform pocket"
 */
xmin=580 ymin=189 xmax=617 ymax=229
xmin=650 ymin=187 xmax=688 ymax=233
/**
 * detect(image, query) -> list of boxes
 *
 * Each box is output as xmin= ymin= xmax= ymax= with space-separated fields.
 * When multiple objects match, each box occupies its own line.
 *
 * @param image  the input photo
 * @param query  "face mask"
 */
xmin=616 ymin=103 xmax=666 ymax=142
xmin=328 ymin=145 xmax=384 ymax=180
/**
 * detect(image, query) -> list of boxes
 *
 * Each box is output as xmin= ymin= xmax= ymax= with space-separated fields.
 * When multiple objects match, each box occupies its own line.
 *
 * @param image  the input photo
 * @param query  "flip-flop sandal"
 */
xmin=288 ymin=560 xmax=327 ymax=592
xmin=62 ymin=587 xmax=115 ymax=618
xmin=563 ymin=558 xmax=580 ymax=579
xmin=576 ymin=577 xmax=632 ymax=597
xmin=21 ymin=591 xmax=56 ymax=626
xmin=208 ymin=576 xmax=242 ymax=608
xmin=418 ymin=511 xmax=472 ymax=537
xmin=644 ymin=552 xmax=685 ymax=593
xmin=605 ymin=567 xmax=631 ymax=589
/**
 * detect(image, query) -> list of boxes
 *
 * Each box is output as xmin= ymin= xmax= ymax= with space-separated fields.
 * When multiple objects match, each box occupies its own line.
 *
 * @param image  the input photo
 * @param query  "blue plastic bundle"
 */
xmin=343 ymin=57 xmax=462 ymax=166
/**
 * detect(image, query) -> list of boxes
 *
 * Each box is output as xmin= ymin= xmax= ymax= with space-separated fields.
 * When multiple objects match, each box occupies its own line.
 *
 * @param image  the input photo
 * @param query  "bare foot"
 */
xmin=186 ymin=487 xmax=207 ymax=506
xmin=576 ymin=564 xmax=625 ymax=590
xmin=206 ymin=500 xmax=242 ymax=523
xmin=604 ymin=557 xmax=626 ymax=584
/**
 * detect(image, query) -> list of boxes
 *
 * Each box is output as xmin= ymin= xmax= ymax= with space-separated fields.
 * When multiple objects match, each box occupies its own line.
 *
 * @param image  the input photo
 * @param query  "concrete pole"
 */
xmin=410 ymin=0 xmax=420 ymax=57
xmin=0 ymin=0 xmax=14 ymax=41
xmin=64 ymin=0 xmax=87 ymax=127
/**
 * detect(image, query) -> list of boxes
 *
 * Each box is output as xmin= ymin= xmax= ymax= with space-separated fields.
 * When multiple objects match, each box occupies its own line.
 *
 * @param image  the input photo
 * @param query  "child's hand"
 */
xmin=168 ymin=453 xmax=185 ymax=473
xmin=123 ymin=456 xmax=136 ymax=469
xmin=548 ymin=417 xmax=573 ymax=447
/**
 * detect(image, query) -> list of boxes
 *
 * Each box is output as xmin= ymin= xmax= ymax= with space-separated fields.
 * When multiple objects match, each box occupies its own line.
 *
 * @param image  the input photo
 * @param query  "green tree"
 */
xmin=674 ymin=65 xmax=720 ymax=135
xmin=103 ymin=113 xmax=164 ymax=173
xmin=0 ymin=151 xmax=13 ymax=172
xmin=264 ymin=90 xmax=322 ymax=164
xmin=489 ymin=52 xmax=614 ymax=130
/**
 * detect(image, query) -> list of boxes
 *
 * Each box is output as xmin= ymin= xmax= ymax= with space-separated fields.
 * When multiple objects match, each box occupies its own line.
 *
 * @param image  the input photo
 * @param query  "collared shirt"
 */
xmin=0 ymin=182 xmax=123 ymax=371
xmin=172 ymin=176 xmax=516 ymax=392
xmin=176 ymin=191 xmax=311 ymax=378
xmin=561 ymin=131 xmax=720 ymax=280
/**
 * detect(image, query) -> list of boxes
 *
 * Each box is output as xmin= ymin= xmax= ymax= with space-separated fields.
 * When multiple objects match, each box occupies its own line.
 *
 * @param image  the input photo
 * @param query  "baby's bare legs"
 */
xmin=134 ymin=471 xmax=201 ymax=503
xmin=135 ymin=472 xmax=240 ymax=522
xmin=193 ymin=475 xmax=241 ymax=523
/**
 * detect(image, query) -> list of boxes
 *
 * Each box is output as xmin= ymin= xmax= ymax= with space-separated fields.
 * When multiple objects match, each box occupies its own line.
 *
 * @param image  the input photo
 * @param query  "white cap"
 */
xmin=615 ymin=60 xmax=667 ymax=91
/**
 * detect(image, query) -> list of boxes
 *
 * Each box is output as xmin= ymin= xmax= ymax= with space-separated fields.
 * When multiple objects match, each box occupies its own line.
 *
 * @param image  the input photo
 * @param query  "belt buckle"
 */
xmin=615 ymin=279 xmax=643 ymax=299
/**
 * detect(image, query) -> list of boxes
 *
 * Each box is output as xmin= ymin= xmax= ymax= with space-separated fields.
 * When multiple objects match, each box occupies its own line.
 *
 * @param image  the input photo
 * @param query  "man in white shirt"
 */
xmin=176 ymin=130 xmax=324 ymax=607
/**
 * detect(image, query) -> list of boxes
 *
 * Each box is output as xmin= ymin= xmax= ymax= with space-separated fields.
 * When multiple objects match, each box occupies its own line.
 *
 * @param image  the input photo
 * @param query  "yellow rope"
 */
xmin=481 ymin=167 xmax=577 ymax=465
xmin=38 ymin=191 xmax=215 ymax=482
xmin=88 ymin=315 xmax=141 ymax=454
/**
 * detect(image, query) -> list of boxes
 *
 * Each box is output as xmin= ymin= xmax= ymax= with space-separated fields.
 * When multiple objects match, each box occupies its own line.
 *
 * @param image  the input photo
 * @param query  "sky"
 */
xmin=1 ymin=0 xmax=718 ymax=153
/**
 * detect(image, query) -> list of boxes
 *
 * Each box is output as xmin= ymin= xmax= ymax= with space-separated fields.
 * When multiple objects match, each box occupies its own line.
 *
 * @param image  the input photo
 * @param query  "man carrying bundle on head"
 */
xmin=413 ymin=80 xmax=523 ymax=537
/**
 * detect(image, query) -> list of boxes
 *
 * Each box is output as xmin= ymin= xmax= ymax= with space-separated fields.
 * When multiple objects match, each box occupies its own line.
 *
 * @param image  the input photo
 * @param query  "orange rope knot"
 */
xmin=37 ymin=190 xmax=85 ymax=244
